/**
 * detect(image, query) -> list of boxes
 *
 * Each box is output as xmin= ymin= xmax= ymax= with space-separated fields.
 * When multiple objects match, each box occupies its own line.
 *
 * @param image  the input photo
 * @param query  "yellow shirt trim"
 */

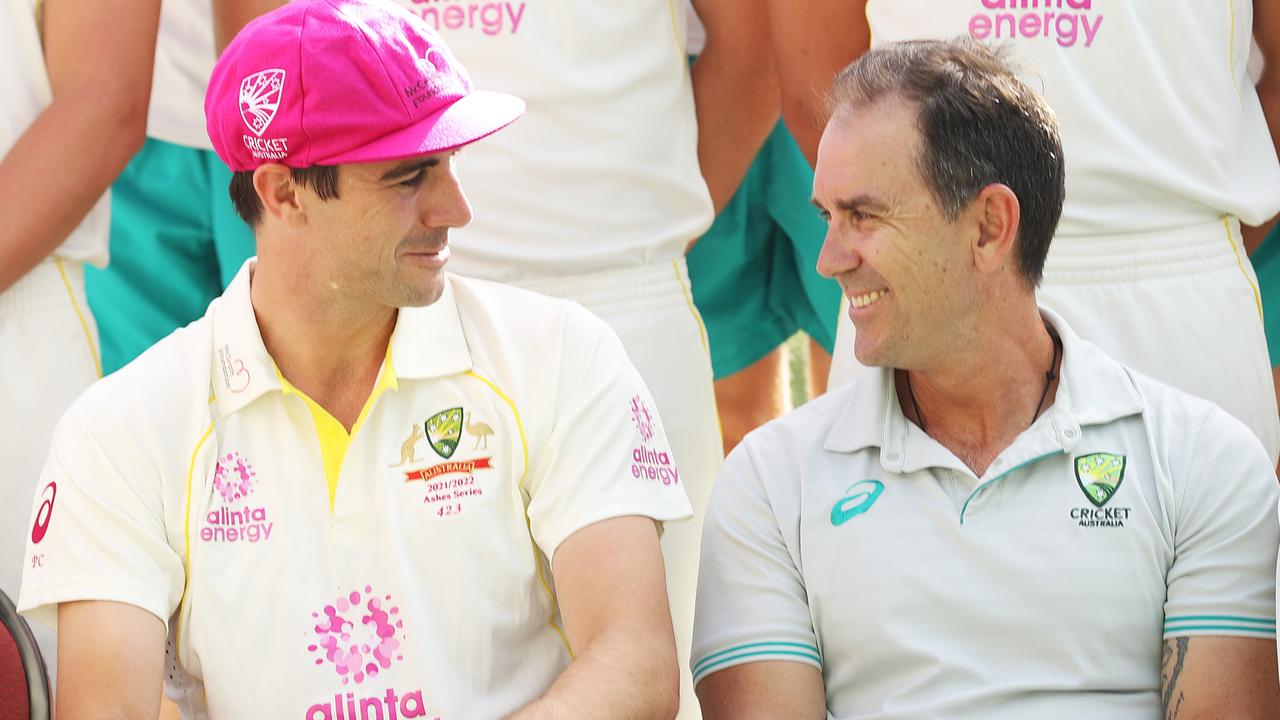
xmin=278 ymin=348 xmax=398 ymax=511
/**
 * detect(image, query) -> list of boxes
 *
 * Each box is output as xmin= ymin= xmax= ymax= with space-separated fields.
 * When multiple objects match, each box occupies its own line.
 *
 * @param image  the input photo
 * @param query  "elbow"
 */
xmin=647 ymin=641 xmax=681 ymax=720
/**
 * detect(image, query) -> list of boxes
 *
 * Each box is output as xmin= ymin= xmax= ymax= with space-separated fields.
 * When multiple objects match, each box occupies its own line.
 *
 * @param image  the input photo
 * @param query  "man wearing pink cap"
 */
xmin=16 ymin=1 xmax=691 ymax=717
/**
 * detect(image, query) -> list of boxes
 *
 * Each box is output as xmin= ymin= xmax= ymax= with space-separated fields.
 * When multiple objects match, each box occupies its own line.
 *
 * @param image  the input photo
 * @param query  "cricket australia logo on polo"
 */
xmin=305 ymin=585 xmax=437 ymax=719
xmin=201 ymin=452 xmax=275 ymax=543
xmin=395 ymin=406 xmax=496 ymax=518
xmin=1070 ymin=452 xmax=1131 ymax=528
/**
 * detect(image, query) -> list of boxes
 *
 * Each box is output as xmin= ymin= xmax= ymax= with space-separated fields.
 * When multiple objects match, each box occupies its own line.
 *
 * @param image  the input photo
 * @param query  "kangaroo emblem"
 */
xmin=393 ymin=424 xmax=425 ymax=467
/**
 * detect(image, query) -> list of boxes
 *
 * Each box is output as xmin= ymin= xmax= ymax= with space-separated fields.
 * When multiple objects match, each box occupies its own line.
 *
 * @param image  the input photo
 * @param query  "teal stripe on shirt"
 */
xmin=692 ymin=648 xmax=823 ymax=683
xmin=692 ymin=641 xmax=821 ymax=676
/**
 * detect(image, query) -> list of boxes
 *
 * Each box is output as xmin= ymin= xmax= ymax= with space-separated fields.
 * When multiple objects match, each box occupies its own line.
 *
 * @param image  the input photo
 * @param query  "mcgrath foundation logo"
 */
xmin=1070 ymin=452 xmax=1132 ymax=528
xmin=213 ymin=452 xmax=256 ymax=503
xmin=305 ymin=586 xmax=433 ymax=719
xmin=239 ymin=69 xmax=285 ymax=136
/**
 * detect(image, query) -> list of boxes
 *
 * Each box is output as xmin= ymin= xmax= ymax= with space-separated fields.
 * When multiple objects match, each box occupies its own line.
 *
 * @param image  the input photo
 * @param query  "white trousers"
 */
xmin=1 ymin=258 xmax=102 ymax=697
xmin=510 ymin=258 xmax=723 ymax=719
xmin=829 ymin=218 xmax=1280 ymax=465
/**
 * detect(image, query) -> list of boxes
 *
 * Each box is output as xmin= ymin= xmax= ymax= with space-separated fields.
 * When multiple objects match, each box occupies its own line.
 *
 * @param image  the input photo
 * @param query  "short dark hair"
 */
xmin=228 ymin=165 xmax=341 ymax=226
xmin=829 ymin=38 xmax=1065 ymax=287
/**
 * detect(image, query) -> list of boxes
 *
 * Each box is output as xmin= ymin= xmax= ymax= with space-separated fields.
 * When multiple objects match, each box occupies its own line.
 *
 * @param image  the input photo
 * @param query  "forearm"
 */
xmin=690 ymin=39 xmax=779 ymax=215
xmin=214 ymin=0 xmax=287 ymax=53
xmin=1244 ymin=71 xmax=1280 ymax=254
xmin=0 ymin=94 xmax=146 ymax=293
xmin=768 ymin=0 xmax=869 ymax=167
xmin=509 ymin=624 xmax=679 ymax=720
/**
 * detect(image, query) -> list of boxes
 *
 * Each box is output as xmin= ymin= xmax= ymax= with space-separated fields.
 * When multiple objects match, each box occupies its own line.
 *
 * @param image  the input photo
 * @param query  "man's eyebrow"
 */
xmin=379 ymin=157 xmax=439 ymax=181
xmin=811 ymin=195 xmax=891 ymax=214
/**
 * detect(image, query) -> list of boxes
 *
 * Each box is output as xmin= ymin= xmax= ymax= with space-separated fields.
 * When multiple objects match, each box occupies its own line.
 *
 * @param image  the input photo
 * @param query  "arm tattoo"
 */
xmin=1160 ymin=636 xmax=1190 ymax=720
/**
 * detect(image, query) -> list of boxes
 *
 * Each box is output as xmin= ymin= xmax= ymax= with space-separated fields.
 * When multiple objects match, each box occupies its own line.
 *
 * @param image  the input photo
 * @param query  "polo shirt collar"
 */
xmin=211 ymin=263 xmax=473 ymax=417
xmin=823 ymin=307 xmax=1145 ymax=473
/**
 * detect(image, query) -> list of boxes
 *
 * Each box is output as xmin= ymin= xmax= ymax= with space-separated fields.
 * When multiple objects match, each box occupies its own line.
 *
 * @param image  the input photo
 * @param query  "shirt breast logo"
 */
xmin=395 ymin=407 xmax=497 ymax=518
xmin=830 ymin=480 xmax=885 ymax=527
xmin=967 ymin=0 xmax=1104 ymax=49
xmin=202 ymin=452 xmax=274 ymax=543
xmin=305 ymin=585 xmax=434 ymax=719
xmin=1070 ymin=452 xmax=1132 ymax=528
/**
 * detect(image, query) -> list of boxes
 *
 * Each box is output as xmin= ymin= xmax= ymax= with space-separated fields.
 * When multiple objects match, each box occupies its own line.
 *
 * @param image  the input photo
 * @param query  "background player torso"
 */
xmin=388 ymin=0 xmax=714 ymax=281
xmin=866 ymin=0 xmax=1280 ymax=235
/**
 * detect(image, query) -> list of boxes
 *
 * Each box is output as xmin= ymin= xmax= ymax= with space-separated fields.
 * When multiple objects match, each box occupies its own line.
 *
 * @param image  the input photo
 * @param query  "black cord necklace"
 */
xmin=904 ymin=324 xmax=1062 ymax=433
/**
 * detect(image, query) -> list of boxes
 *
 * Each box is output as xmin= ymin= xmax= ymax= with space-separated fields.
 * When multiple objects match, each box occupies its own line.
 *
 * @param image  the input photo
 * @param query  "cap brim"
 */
xmin=319 ymin=90 xmax=525 ymax=166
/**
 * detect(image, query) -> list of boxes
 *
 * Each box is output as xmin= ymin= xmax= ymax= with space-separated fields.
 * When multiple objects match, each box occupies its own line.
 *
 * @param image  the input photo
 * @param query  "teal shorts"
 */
xmin=686 ymin=121 xmax=841 ymax=379
xmin=1253 ymin=222 xmax=1280 ymax=366
xmin=86 ymin=137 xmax=255 ymax=374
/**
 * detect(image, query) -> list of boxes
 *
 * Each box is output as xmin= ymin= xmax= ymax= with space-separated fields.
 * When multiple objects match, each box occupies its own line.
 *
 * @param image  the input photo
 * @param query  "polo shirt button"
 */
xmin=1065 ymin=428 xmax=1078 ymax=438
xmin=886 ymin=452 xmax=900 ymax=462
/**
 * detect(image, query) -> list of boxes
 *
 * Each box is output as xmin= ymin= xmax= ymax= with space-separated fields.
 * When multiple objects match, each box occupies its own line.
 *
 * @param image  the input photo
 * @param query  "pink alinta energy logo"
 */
xmin=630 ymin=395 xmax=655 ymax=444
xmin=309 ymin=587 xmax=406 ymax=686
xmin=213 ymin=452 xmax=256 ymax=504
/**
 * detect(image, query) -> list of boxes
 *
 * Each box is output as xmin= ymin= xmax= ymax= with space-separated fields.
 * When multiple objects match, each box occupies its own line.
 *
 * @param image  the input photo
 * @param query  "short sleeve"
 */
xmin=691 ymin=440 xmax=821 ymax=686
xmin=1163 ymin=407 xmax=1280 ymax=639
xmin=17 ymin=408 xmax=185 ymax=631
xmin=523 ymin=310 xmax=693 ymax=560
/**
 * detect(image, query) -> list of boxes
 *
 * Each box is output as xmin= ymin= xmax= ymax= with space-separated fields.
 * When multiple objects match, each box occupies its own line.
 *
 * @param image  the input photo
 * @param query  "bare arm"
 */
xmin=56 ymin=600 xmax=167 ymax=719
xmin=509 ymin=516 xmax=679 ymax=720
xmin=1159 ymin=636 xmax=1280 ymax=719
xmin=0 ymin=0 xmax=158 ymax=293
xmin=213 ymin=0 xmax=286 ymax=53
xmin=689 ymin=0 xmax=779 ymax=217
xmin=697 ymin=660 xmax=826 ymax=720
xmin=766 ymin=0 xmax=868 ymax=167
xmin=1244 ymin=1 xmax=1280 ymax=254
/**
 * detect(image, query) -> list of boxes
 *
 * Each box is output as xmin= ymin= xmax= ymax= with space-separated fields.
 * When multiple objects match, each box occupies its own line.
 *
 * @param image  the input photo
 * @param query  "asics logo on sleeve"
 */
xmin=831 ymin=480 xmax=884 ymax=526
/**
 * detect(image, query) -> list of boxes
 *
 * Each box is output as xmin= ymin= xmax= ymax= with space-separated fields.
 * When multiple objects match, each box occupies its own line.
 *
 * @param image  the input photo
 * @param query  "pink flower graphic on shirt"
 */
xmin=212 ymin=453 xmax=256 ymax=504
xmin=630 ymin=395 xmax=655 ymax=444
xmin=308 ymin=586 xmax=406 ymax=685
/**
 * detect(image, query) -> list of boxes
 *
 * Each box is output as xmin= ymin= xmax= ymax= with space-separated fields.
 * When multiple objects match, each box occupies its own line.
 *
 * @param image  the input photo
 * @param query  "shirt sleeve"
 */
xmin=691 ymin=439 xmax=821 ymax=687
xmin=17 ymin=406 xmax=185 ymax=631
xmin=1163 ymin=406 xmax=1280 ymax=639
xmin=523 ymin=308 xmax=694 ymax=560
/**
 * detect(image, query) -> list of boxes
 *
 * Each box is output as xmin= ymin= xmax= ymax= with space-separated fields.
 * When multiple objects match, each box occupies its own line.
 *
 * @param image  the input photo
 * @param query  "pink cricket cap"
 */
xmin=205 ymin=0 xmax=524 ymax=172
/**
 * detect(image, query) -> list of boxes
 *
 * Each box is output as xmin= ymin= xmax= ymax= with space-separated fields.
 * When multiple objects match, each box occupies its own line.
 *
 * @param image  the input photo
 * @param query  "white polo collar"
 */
xmin=210 ymin=260 xmax=473 ymax=417
xmin=822 ymin=307 xmax=1145 ymax=476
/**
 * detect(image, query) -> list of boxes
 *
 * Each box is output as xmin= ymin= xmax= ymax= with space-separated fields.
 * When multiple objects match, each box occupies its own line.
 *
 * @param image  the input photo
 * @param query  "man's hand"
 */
xmin=0 ymin=0 xmax=158 ymax=293
xmin=1159 ymin=636 xmax=1280 ymax=719
xmin=56 ymin=600 xmax=167 ymax=719
xmin=696 ymin=660 xmax=826 ymax=720
xmin=510 ymin=516 xmax=679 ymax=720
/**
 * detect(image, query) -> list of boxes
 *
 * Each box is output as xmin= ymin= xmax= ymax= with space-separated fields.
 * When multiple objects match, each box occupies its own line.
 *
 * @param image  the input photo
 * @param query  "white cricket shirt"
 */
xmin=391 ymin=0 xmax=714 ymax=281
xmin=693 ymin=310 xmax=1279 ymax=719
xmin=865 ymin=0 xmax=1280 ymax=235
xmin=146 ymin=0 xmax=218 ymax=149
xmin=1 ymin=0 xmax=109 ymax=265
xmin=19 ymin=262 xmax=693 ymax=718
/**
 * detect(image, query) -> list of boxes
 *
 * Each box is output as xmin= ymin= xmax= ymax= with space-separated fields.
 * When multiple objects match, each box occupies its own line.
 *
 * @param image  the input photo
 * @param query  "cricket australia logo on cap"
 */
xmin=1069 ymin=452 xmax=1132 ymax=528
xmin=239 ymin=69 xmax=286 ymax=136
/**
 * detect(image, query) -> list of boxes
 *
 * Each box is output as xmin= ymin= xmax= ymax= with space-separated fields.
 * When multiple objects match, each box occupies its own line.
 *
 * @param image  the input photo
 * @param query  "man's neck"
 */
xmin=249 ymin=264 xmax=396 ymax=431
xmin=897 ymin=304 xmax=1059 ymax=476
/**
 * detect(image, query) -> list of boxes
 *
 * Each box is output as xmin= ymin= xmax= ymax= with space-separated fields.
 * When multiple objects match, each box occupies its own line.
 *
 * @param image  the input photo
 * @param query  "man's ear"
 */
xmin=253 ymin=164 xmax=304 ymax=225
xmin=970 ymin=183 xmax=1021 ymax=276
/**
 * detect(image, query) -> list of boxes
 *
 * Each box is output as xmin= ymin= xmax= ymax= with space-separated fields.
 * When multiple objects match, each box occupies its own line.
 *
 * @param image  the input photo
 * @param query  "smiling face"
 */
xmin=814 ymin=99 xmax=982 ymax=370
xmin=294 ymin=150 xmax=472 ymax=310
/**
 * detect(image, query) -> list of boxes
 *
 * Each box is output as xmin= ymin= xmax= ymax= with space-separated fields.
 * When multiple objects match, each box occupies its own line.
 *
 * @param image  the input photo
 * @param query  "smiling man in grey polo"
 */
xmin=691 ymin=39 xmax=1280 ymax=719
